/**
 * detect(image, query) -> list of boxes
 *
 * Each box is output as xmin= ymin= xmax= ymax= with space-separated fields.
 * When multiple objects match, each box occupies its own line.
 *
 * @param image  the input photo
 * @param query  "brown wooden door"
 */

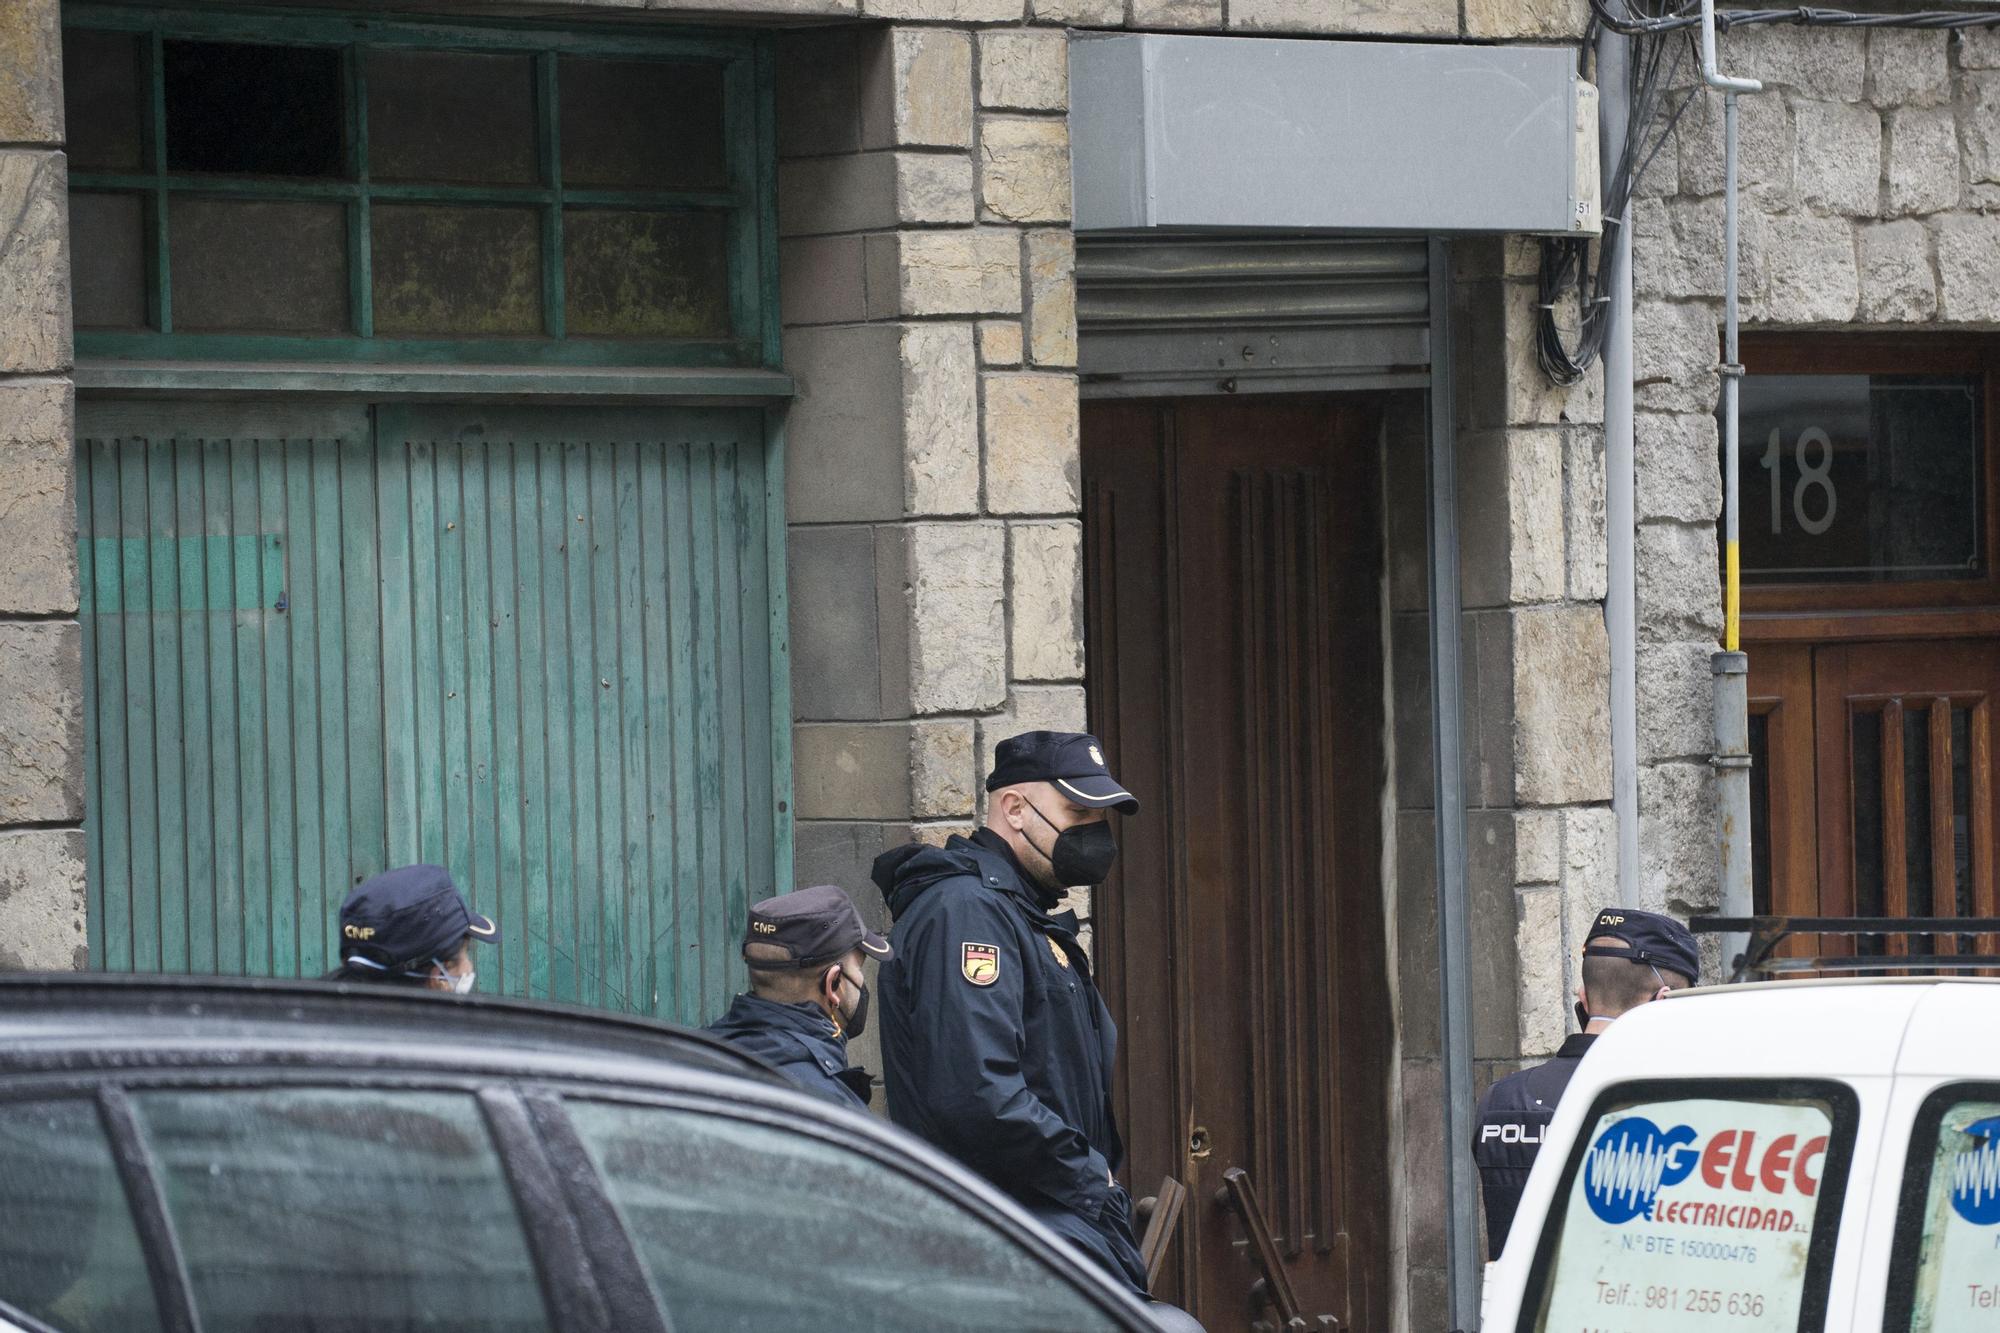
xmin=1750 ymin=640 xmax=2000 ymax=961
xmin=1081 ymin=396 xmax=1390 ymax=1332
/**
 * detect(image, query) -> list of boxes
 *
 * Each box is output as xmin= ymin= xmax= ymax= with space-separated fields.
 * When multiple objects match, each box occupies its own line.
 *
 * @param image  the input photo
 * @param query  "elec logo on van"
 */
xmin=1583 ymin=1117 xmax=1699 ymax=1223
xmin=1582 ymin=1118 xmax=1827 ymax=1226
xmin=1949 ymin=1116 xmax=2000 ymax=1226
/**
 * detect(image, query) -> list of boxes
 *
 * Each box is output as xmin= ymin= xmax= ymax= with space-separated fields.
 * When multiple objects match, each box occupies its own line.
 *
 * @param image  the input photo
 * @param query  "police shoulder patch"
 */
xmin=961 ymin=942 xmax=1000 ymax=986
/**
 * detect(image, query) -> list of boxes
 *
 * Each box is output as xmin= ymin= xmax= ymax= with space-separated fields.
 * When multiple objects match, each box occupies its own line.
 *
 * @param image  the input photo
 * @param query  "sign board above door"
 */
xmin=1070 ymin=34 xmax=1601 ymax=237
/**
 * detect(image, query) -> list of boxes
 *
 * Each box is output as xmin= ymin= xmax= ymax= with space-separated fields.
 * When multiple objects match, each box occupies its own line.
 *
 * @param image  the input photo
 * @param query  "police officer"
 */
xmin=325 ymin=863 xmax=498 ymax=992
xmin=1473 ymin=906 xmax=1700 ymax=1254
xmin=704 ymin=884 xmax=891 ymax=1112
xmin=872 ymin=731 xmax=1150 ymax=1296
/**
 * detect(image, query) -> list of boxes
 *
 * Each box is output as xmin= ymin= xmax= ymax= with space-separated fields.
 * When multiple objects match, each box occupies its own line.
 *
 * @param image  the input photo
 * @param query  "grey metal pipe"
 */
xmin=1713 ymin=652 xmax=1753 ymax=978
xmin=1602 ymin=11 xmax=1639 ymax=907
xmin=1702 ymin=15 xmax=1761 ymax=978
xmin=1424 ymin=235 xmax=1479 ymax=1329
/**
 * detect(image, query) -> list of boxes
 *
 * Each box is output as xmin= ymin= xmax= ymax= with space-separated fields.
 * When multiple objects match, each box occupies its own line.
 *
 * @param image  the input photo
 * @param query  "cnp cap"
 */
xmin=1584 ymin=907 xmax=1699 ymax=984
xmin=338 ymin=864 xmax=498 ymax=975
xmin=984 ymin=730 xmax=1140 ymax=815
xmin=742 ymin=884 xmax=891 ymax=971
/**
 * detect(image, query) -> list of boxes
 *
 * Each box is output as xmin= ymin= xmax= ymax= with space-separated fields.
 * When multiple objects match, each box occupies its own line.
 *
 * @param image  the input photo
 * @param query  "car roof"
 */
xmin=1581 ymin=976 xmax=2000 ymax=1081
xmin=0 ymin=972 xmax=782 ymax=1092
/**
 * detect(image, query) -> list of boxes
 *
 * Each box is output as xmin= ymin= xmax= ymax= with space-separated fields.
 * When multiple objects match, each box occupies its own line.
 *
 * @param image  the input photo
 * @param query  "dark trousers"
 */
xmin=1025 ymin=1188 xmax=1149 ymax=1296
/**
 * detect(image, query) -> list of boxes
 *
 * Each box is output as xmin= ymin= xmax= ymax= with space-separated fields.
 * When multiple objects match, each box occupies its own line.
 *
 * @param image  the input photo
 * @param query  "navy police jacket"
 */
xmin=872 ymin=831 xmax=1125 ymax=1224
xmin=1473 ymin=1032 xmax=1596 ymax=1255
xmin=704 ymin=993 xmax=873 ymax=1112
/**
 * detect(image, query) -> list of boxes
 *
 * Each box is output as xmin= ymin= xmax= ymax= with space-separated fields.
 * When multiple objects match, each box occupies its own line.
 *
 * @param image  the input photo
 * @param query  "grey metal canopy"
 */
xmin=1069 ymin=33 xmax=1601 ymax=237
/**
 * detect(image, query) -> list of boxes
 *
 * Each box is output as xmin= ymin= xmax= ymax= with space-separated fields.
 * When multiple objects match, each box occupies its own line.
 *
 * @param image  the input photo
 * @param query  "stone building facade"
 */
xmin=0 ymin=0 xmax=1996 ymax=1326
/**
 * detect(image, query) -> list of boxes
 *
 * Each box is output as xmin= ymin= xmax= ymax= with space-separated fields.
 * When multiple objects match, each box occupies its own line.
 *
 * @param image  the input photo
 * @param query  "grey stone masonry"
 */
xmin=777 ymin=21 xmax=1087 ymax=916
xmin=1630 ymin=21 xmax=1996 ymax=950
xmin=0 ymin=0 xmax=83 ymax=972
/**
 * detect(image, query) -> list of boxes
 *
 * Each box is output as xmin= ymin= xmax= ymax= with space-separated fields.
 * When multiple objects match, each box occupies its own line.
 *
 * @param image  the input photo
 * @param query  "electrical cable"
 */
xmin=1536 ymin=0 xmax=2000 ymax=384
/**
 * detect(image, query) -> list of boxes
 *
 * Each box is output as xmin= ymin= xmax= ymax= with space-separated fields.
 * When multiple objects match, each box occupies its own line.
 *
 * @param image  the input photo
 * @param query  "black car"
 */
xmin=0 ymin=975 xmax=1161 ymax=1333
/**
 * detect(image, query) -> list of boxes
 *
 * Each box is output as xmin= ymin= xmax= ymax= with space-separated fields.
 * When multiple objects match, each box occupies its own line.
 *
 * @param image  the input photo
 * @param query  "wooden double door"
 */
xmin=1081 ymin=396 xmax=1390 ymax=1331
xmin=1751 ymin=638 xmax=2000 ymax=957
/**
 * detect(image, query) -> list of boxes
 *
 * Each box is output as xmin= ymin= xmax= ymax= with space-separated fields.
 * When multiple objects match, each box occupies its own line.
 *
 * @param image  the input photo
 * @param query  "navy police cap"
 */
xmin=1583 ymin=907 xmax=1699 ymax=984
xmin=985 ymin=730 xmax=1140 ymax=816
xmin=338 ymin=864 xmax=498 ymax=975
xmin=742 ymin=884 xmax=892 ymax=971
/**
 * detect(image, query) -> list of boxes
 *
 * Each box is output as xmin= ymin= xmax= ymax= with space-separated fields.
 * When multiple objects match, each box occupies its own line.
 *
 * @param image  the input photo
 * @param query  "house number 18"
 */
xmin=1760 ymin=426 xmax=1837 ymax=536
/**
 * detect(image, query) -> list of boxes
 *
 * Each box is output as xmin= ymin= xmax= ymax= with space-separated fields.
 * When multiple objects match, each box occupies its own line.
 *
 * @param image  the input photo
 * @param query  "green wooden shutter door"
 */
xmin=77 ymin=401 xmax=782 ymax=1022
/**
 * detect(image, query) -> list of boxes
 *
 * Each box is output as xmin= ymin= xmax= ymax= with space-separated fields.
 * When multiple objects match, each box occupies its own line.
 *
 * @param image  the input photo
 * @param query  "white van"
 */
xmin=1479 ymin=977 xmax=2000 ymax=1332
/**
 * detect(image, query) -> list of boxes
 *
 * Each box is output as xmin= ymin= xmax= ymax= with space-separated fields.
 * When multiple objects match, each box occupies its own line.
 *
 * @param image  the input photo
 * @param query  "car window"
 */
xmin=564 ymin=1099 xmax=1130 ymax=1332
xmin=0 ymin=1098 xmax=161 ymax=1333
xmin=1887 ymin=1086 xmax=2000 ymax=1331
xmin=1522 ymin=1081 xmax=1855 ymax=1333
xmin=132 ymin=1088 xmax=554 ymax=1333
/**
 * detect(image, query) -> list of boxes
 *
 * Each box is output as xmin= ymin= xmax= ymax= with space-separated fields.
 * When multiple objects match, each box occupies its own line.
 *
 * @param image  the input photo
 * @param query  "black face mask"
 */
xmin=1024 ymin=801 xmax=1118 ymax=888
xmin=833 ymin=970 xmax=869 ymax=1040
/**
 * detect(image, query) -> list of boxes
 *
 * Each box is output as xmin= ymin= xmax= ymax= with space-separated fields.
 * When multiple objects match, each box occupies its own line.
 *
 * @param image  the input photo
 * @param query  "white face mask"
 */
xmin=435 ymin=962 xmax=475 ymax=994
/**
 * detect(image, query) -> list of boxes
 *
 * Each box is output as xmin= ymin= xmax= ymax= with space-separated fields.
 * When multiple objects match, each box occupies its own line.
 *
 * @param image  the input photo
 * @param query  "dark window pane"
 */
xmin=63 ymin=29 xmax=147 ymax=173
xmin=71 ymin=192 xmax=149 ymax=330
xmin=1737 ymin=372 xmax=1985 ymax=585
xmin=367 ymin=50 xmax=538 ymax=186
xmin=169 ymin=197 xmax=348 ymax=333
xmin=164 ymin=40 xmax=344 ymax=178
xmin=566 ymin=1100 xmax=1124 ymax=1331
xmin=564 ymin=209 xmax=729 ymax=339
xmin=1854 ymin=707 xmax=1885 ymax=956
xmin=0 ymin=1099 xmax=163 ymax=1332
xmin=1749 ymin=710 xmax=1772 ymax=917
xmin=372 ymin=205 xmax=542 ymax=336
xmin=559 ymin=58 xmax=726 ymax=190
xmin=136 ymin=1088 xmax=552 ymax=1333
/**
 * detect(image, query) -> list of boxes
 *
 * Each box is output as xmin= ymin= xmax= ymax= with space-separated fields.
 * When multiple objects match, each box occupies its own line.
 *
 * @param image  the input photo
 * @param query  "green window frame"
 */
xmin=64 ymin=5 xmax=779 ymax=370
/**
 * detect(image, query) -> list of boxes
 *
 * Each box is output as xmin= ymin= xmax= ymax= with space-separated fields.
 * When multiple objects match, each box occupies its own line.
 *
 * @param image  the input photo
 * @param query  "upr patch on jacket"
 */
xmin=962 ymin=942 xmax=999 ymax=985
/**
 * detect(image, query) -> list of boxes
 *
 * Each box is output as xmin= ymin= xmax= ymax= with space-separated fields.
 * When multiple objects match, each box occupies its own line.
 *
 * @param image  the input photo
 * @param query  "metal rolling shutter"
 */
xmin=1075 ymin=236 xmax=1431 ymax=397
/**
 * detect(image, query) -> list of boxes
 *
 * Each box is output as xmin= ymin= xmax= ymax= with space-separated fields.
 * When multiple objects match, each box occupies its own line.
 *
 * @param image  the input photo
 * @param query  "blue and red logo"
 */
xmin=1949 ymin=1116 xmax=2000 ymax=1225
xmin=1582 ymin=1117 xmax=1826 ymax=1226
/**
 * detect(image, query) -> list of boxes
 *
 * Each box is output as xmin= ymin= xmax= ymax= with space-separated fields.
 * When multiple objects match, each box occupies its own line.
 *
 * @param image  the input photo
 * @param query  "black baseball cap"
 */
xmin=338 ymin=864 xmax=498 ymax=975
xmin=1584 ymin=907 xmax=1699 ymax=984
xmin=984 ymin=730 xmax=1139 ymax=815
xmin=742 ymin=884 xmax=891 ymax=971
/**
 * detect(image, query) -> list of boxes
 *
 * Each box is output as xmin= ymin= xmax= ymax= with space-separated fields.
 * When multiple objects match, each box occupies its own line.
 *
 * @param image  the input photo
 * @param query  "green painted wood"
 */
xmin=611 ymin=442 xmax=648 ymax=1012
xmin=172 ymin=445 xmax=213 ymax=973
xmin=663 ymin=442 xmax=701 ymax=1023
xmin=68 ymin=4 xmax=755 ymax=62
xmin=80 ymin=402 xmax=779 ymax=1020
xmin=66 ymin=7 xmax=777 ymax=374
xmin=117 ymin=439 xmax=158 ymax=972
xmin=200 ymin=439 xmax=243 ymax=975
xmin=762 ymin=412 xmax=794 ymax=906
xmin=72 ymin=362 xmax=796 ymax=401
xmin=77 ymin=445 xmax=105 ymax=964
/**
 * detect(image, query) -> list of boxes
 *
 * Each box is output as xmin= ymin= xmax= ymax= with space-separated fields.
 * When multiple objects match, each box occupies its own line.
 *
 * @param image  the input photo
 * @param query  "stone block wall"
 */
xmin=0 ymin=0 xmax=88 ymax=971
xmin=777 ymin=21 xmax=1086 ymax=936
xmin=1630 ymin=23 xmax=2000 ymax=970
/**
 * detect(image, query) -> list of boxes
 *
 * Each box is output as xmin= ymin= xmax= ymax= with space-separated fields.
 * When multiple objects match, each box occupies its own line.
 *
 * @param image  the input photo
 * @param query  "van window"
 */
xmin=1887 ymin=1085 xmax=2000 ymax=1331
xmin=1522 ymin=1081 xmax=1856 ymax=1333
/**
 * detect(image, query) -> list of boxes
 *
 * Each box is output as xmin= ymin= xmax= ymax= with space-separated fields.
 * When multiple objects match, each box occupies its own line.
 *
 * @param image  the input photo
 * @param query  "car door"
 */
xmin=520 ymin=1084 xmax=1161 ymax=1332
xmin=0 ymin=1079 xmax=625 ymax=1333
